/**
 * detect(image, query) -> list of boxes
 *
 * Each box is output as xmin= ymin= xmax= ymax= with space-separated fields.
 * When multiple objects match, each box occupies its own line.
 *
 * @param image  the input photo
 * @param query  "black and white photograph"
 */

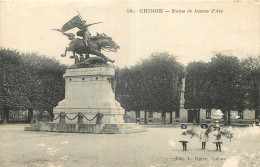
xmin=0 ymin=0 xmax=259 ymax=167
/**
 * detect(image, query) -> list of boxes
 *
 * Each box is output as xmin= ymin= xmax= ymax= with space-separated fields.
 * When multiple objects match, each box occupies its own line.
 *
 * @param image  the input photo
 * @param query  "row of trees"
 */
xmin=185 ymin=54 xmax=260 ymax=124
xmin=115 ymin=52 xmax=185 ymax=124
xmin=115 ymin=53 xmax=259 ymax=124
xmin=0 ymin=48 xmax=66 ymax=123
xmin=1 ymin=48 xmax=259 ymax=125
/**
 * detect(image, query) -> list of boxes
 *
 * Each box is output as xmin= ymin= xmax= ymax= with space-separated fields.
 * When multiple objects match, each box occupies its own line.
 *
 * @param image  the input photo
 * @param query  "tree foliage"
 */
xmin=0 ymin=48 xmax=66 ymax=117
xmin=184 ymin=53 xmax=260 ymax=124
xmin=184 ymin=61 xmax=212 ymax=110
xmin=209 ymin=54 xmax=242 ymax=111
xmin=240 ymin=56 xmax=260 ymax=110
xmin=116 ymin=52 xmax=185 ymax=123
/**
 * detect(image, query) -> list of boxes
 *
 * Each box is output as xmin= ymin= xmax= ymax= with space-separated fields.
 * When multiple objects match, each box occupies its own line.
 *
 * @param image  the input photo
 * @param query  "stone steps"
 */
xmin=24 ymin=124 xmax=41 ymax=131
xmin=101 ymin=123 xmax=147 ymax=134
xmin=24 ymin=123 xmax=147 ymax=134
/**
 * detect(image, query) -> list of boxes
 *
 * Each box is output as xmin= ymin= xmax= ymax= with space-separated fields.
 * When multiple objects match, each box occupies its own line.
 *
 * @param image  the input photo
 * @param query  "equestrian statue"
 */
xmin=53 ymin=14 xmax=120 ymax=66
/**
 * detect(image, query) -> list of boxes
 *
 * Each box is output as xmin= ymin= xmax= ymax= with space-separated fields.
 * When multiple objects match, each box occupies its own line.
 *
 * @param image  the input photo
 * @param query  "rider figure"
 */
xmin=77 ymin=20 xmax=101 ymax=48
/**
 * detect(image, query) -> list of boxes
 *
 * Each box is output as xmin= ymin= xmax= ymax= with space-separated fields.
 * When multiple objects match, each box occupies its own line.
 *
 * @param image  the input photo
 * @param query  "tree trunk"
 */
xmin=223 ymin=110 xmax=227 ymax=125
xmin=163 ymin=112 xmax=166 ymax=124
xmin=162 ymin=112 xmax=166 ymax=124
xmin=0 ymin=108 xmax=3 ymax=124
xmin=3 ymin=106 xmax=9 ymax=124
xmin=48 ymin=108 xmax=54 ymax=118
xmin=144 ymin=111 xmax=147 ymax=124
xmin=28 ymin=108 xmax=33 ymax=123
xmin=256 ymin=109 xmax=259 ymax=119
xmin=175 ymin=105 xmax=180 ymax=118
xmin=170 ymin=111 xmax=173 ymax=124
xmin=255 ymin=72 xmax=260 ymax=119
xmin=227 ymin=110 xmax=231 ymax=125
xmin=197 ymin=108 xmax=200 ymax=124
xmin=135 ymin=110 xmax=139 ymax=123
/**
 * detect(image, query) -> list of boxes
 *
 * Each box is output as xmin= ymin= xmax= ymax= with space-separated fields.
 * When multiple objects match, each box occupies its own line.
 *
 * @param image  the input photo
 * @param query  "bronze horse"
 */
xmin=61 ymin=33 xmax=120 ymax=63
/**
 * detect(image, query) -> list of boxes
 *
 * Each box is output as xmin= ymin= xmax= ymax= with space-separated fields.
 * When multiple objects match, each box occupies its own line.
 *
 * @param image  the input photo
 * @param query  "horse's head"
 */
xmin=97 ymin=34 xmax=120 ymax=52
xmin=107 ymin=38 xmax=120 ymax=52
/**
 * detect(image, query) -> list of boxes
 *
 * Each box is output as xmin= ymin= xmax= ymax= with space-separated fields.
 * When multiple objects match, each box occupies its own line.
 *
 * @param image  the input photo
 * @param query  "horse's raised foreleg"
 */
xmin=73 ymin=52 xmax=80 ymax=64
xmin=80 ymin=54 xmax=86 ymax=62
xmin=85 ymin=53 xmax=90 ymax=60
xmin=61 ymin=47 xmax=68 ymax=57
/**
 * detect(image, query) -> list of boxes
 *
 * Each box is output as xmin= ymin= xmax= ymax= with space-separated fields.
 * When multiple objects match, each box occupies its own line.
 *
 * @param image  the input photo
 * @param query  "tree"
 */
xmin=116 ymin=65 xmax=145 ymax=122
xmin=184 ymin=61 xmax=212 ymax=124
xmin=0 ymin=52 xmax=5 ymax=123
xmin=36 ymin=56 xmax=66 ymax=116
xmin=0 ymin=49 xmax=31 ymax=123
xmin=209 ymin=54 xmax=243 ymax=124
xmin=0 ymin=48 xmax=66 ymax=123
xmin=116 ymin=52 xmax=184 ymax=124
xmin=20 ymin=52 xmax=66 ymax=119
xmin=139 ymin=52 xmax=184 ymax=124
xmin=240 ymin=56 xmax=260 ymax=118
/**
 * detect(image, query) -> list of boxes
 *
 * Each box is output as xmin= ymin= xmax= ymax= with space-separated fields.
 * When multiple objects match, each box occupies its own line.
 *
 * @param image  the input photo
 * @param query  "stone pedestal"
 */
xmin=53 ymin=65 xmax=125 ymax=124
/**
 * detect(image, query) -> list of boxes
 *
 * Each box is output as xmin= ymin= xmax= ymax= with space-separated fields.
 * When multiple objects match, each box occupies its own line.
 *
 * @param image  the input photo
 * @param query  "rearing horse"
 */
xmin=61 ymin=33 xmax=120 ymax=63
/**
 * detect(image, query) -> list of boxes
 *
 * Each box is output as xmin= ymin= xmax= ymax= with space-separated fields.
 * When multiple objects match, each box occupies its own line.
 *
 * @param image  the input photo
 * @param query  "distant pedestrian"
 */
xmin=199 ymin=124 xmax=208 ymax=149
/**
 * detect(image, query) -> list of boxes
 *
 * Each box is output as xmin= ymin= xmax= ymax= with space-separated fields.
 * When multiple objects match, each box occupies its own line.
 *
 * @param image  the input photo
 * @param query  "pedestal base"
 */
xmin=53 ymin=66 xmax=125 ymax=124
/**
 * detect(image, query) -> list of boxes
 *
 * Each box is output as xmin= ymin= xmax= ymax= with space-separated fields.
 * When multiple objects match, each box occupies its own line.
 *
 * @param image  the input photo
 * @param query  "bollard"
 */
xmin=59 ymin=112 xmax=66 ymax=124
xmin=3 ymin=117 xmax=8 ymax=124
xmin=42 ymin=111 xmax=50 ymax=124
xmin=96 ymin=112 xmax=103 ymax=124
xmin=39 ymin=111 xmax=51 ymax=131
xmin=77 ymin=112 xmax=84 ymax=124
xmin=124 ymin=113 xmax=131 ymax=123
xmin=136 ymin=117 xmax=140 ymax=124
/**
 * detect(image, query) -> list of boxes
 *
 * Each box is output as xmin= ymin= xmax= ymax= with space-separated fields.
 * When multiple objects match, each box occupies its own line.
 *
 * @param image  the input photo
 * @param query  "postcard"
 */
xmin=0 ymin=0 xmax=259 ymax=167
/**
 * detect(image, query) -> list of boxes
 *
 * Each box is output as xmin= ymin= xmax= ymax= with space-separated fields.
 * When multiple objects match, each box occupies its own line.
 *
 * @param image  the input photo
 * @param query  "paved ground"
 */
xmin=0 ymin=124 xmax=259 ymax=167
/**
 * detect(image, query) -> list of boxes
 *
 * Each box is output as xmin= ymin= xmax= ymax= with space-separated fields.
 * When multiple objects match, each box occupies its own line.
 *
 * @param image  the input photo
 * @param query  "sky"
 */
xmin=0 ymin=0 xmax=259 ymax=67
